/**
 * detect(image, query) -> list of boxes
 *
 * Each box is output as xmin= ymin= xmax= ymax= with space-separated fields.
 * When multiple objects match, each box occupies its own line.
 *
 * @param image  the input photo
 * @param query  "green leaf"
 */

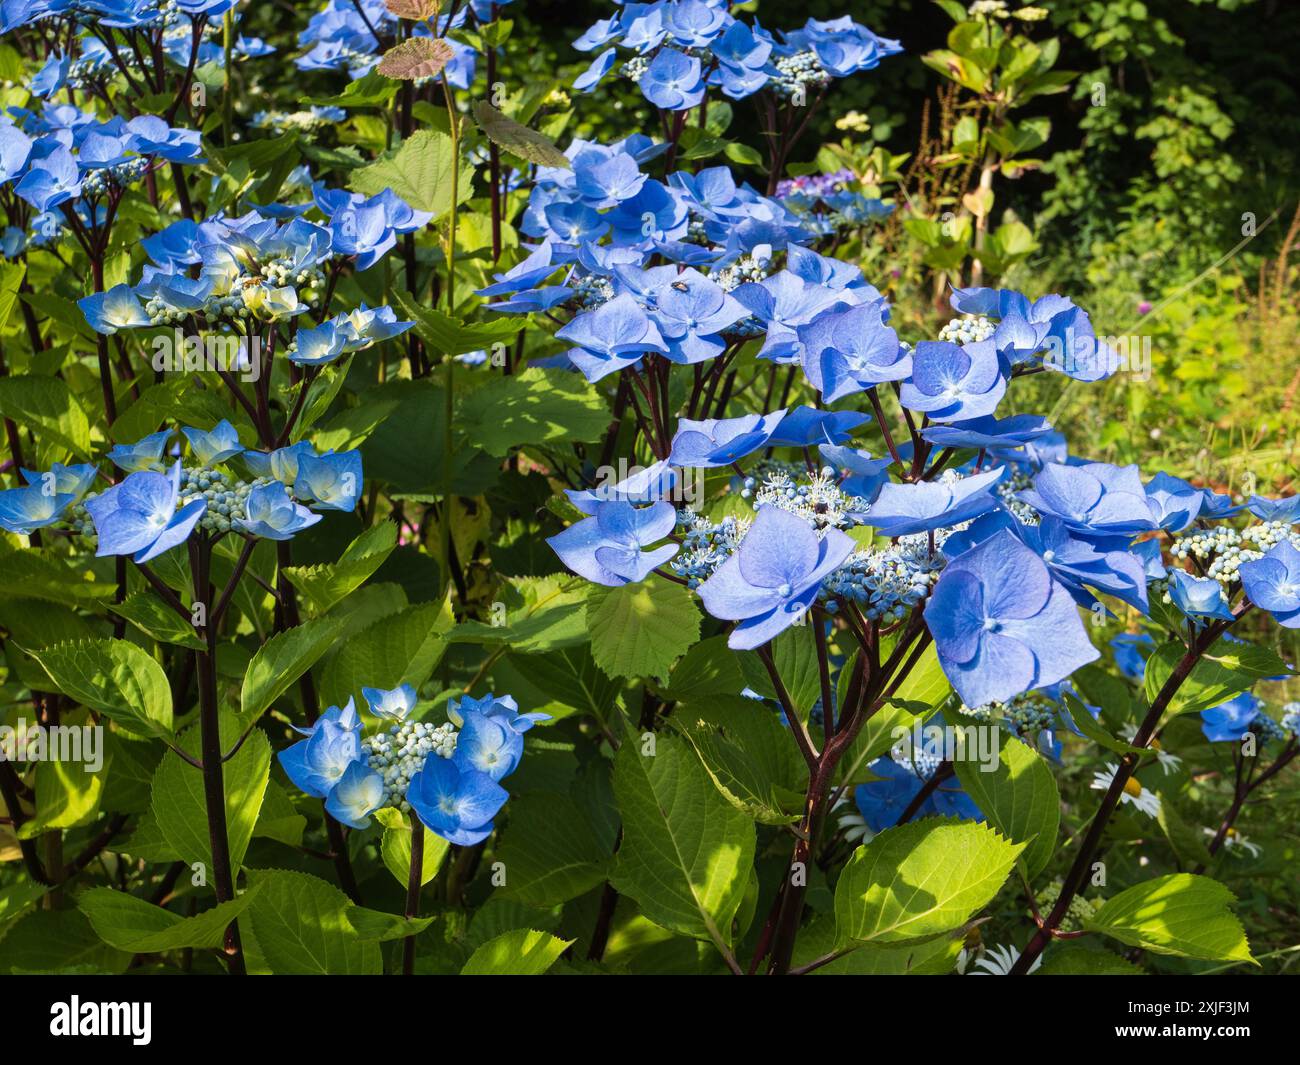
xmin=737 ymin=624 xmax=822 ymax=721
xmin=1036 ymin=943 xmax=1143 ymax=975
xmin=663 ymin=635 xmax=746 ymax=701
xmin=471 ymin=101 xmax=571 ymax=169
xmin=587 ymin=580 xmax=700 ymax=683
xmin=375 ymin=807 xmax=450 ymax=889
xmin=243 ymin=869 xmax=381 ymax=974
xmin=457 ymin=369 xmax=610 ymax=456
xmin=449 ymin=575 xmax=589 ymax=653
xmin=240 ymin=615 xmax=345 ymax=724
xmin=460 ymin=928 xmax=573 ymax=975
xmin=302 ymin=71 xmax=399 ymax=109
xmin=952 ymin=732 xmax=1059 ymax=878
xmin=150 ymin=727 xmax=271 ymax=878
xmin=283 ymin=521 xmax=399 ymax=615
xmin=28 ymin=639 xmax=173 ymax=739
xmin=393 ymin=292 xmax=523 ymax=356
xmin=0 ymin=375 xmax=90 ymax=461
xmin=1082 ymin=873 xmax=1255 ymax=963
xmin=611 ymin=735 xmax=755 ymax=947
xmin=349 ymin=130 xmax=473 ymax=221
xmin=1143 ymin=638 xmax=1286 ymax=717
xmin=834 ymin=818 xmax=1024 ymax=946
xmin=494 ymin=792 xmax=614 ymax=906
xmin=19 ymin=727 xmax=110 ymax=836
xmin=109 ymin=592 xmax=205 ymax=650
xmin=318 ymin=597 xmax=453 ymax=709
xmin=673 ymin=695 xmax=807 ymax=824
xmin=78 ymin=885 xmax=259 ymax=953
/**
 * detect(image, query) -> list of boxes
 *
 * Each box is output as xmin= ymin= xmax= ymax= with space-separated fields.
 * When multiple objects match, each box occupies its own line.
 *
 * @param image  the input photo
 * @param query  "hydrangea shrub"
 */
xmin=0 ymin=0 xmax=1294 ymax=980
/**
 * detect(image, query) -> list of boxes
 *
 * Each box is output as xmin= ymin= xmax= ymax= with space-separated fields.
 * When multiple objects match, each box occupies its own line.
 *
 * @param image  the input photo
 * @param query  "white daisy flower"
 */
xmin=1203 ymin=826 xmax=1262 ymax=857
xmin=832 ymin=793 xmax=874 ymax=844
xmin=1091 ymin=762 xmax=1162 ymax=818
xmin=1120 ymin=725 xmax=1183 ymax=774
xmin=967 ymin=943 xmax=1041 ymax=975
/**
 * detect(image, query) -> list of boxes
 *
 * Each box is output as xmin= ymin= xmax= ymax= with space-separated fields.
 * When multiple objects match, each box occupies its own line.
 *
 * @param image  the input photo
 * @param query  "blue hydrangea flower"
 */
xmin=1111 ymin=632 xmax=1155 ymax=680
xmin=453 ymin=709 xmax=524 ymax=782
xmin=865 ymin=467 xmax=1006 ymax=537
xmin=649 ymin=268 xmax=747 ymax=364
xmin=19 ymin=462 xmax=97 ymax=500
xmin=107 ymin=430 xmax=173 ymax=473
xmin=14 ymin=147 xmax=80 ymax=210
xmin=767 ymin=407 xmax=868 ymax=447
xmin=547 ymin=500 xmax=678 ymax=586
xmin=1144 ymin=471 xmax=1204 ymax=532
xmin=182 ymin=420 xmax=244 ymax=466
xmin=78 ymin=284 xmax=151 ymax=335
xmin=1201 ymin=693 xmax=1264 ymax=743
xmin=668 ymin=410 xmax=786 ymax=468
xmin=565 ymin=460 xmax=677 ymax=514
xmin=85 ymin=462 xmax=206 ymax=564
xmin=799 ymin=302 xmax=907 ymax=401
xmin=0 ymin=483 xmax=76 ymax=534
xmin=921 ymin=414 xmax=1054 ymax=450
xmin=406 ymin=755 xmax=509 ymax=846
xmin=449 ymin=692 xmax=551 ymax=734
xmin=640 ymin=49 xmax=706 ymax=111
xmin=1246 ymin=494 xmax=1300 ymax=524
xmin=362 ymin=684 xmax=417 ymax=721
xmin=899 ymin=340 xmax=1006 ymax=422
xmin=236 ymin=482 xmax=321 ymax=540
xmin=925 ymin=529 xmax=1099 ymax=707
xmin=290 ymin=321 xmax=348 ymax=366
xmin=698 ymin=505 xmax=854 ymax=650
xmin=1239 ymin=540 xmax=1300 ymax=627
xmin=279 ymin=698 xmax=363 ymax=797
xmin=556 ymin=294 xmax=668 ymax=381
xmin=1166 ymin=569 xmax=1234 ymax=622
xmin=294 ymin=450 xmax=362 ymax=511
xmin=819 ymin=444 xmax=891 ymax=503
xmin=1018 ymin=461 xmax=1156 ymax=539
xmin=324 ymin=760 xmax=386 ymax=829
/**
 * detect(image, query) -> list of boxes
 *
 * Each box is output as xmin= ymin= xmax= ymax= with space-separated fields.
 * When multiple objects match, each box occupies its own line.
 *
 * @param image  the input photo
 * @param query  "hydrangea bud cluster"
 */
xmin=823 ymin=536 xmax=943 ymax=622
xmin=710 ymin=253 xmax=771 ymax=293
xmin=1282 ymin=703 xmax=1300 ymax=735
xmin=671 ymin=510 xmax=749 ymax=588
xmin=1037 ymin=878 xmax=1098 ymax=932
xmin=81 ymin=157 xmax=153 ymax=198
xmin=361 ymin=720 xmax=459 ymax=812
xmin=178 ymin=468 xmax=258 ymax=536
xmin=1166 ymin=523 xmax=1300 ymax=584
xmin=750 ymin=467 xmax=871 ymax=531
xmin=961 ymin=691 xmax=1059 ymax=736
xmin=937 ymin=314 xmax=996 ymax=346
xmin=772 ymin=51 xmax=831 ymax=98
xmin=252 ymin=107 xmax=346 ymax=134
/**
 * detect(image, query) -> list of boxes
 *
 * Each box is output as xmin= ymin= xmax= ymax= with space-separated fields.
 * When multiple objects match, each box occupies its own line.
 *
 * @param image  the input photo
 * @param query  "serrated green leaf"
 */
xmin=834 ymin=818 xmax=1024 ymax=946
xmin=0 ymin=375 xmax=90 ymax=461
xmin=494 ymin=792 xmax=614 ymax=906
xmin=587 ymin=580 xmax=700 ymax=683
xmin=952 ymin=732 xmax=1059 ymax=879
xmin=240 ymin=615 xmax=344 ymax=724
xmin=375 ymin=807 xmax=450 ymax=889
xmin=151 ymin=727 xmax=270 ymax=878
xmin=28 ymin=638 xmax=173 ymax=739
xmin=471 ymin=101 xmax=571 ymax=169
xmin=1082 ymin=873 xmax=1255 ymax=963
xmin=318 ymin=597 xmax=453 ymax=708
xmin=109 ymin=592 xmax=205 ymax=650
xmin=611 ymin=735 xmax=755 ymax=948
xmin=78 ymin=884 xmax=259 ymax=953
xmin=460 ymin=928 xmax=573 ymax=975
xmin=1144 ymin=638 xmax=1286 ymax=718
xmin=283 ymin=521 xmax=399 ymax=615
xmin=457 ymin=368 xmax=609 ymax=456
xmin=349 ymin=129 xmax=472 ymax=220
xmin=243 ymin=869 xmax=381 ymax=974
